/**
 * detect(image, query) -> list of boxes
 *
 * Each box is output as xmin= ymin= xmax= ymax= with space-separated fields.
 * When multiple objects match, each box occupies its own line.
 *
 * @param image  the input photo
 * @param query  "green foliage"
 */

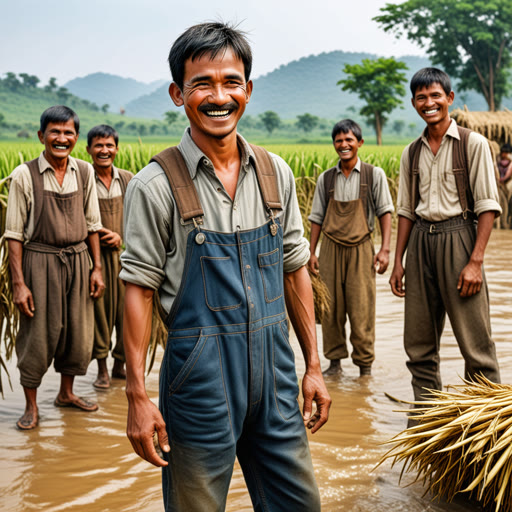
xmin=164 ymin=111 xmax=179 ymax=126
xmin=296 ymin=113 xmax=319 ymax=133
xmin=259 ymin=111 xmax=281 ymax=134
xmin=374 ymin=0 xmax=512 ymax=111
xmin=338 ymin=58 xmax=408 ymax=145
xmin=101 ymin=104 xmax=109 ymax=114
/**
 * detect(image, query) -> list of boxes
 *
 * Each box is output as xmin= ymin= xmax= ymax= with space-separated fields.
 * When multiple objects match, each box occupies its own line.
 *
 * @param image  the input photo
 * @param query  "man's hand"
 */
xmin=389 ymin=262 xmax=405 ymax=297
xmin=89 ymin=267 xmax=105 ymax=298
xmin=302 ymin=369 xmax=331 ymax=433
xmin=127 ymin=396 xmax=170 ymax=467
xmin=13 ymin=282 xmax=35 ymax=317
xmin=307 ymin=254 xmax=319 ymax=275
xmin=374 ymin=248 xmax=390 ymax=274
xmin=457 ymin=260 xmax=482 ymax=297
xmin=99 ymin=227 xmax=122 ymax=249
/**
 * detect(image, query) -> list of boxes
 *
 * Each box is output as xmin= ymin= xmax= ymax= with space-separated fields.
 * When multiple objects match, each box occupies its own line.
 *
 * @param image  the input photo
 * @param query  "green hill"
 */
xmin=124 ymin=50 xmax=509 ymax=124
xmin=64 ymin=73 xmax=166 ymax=114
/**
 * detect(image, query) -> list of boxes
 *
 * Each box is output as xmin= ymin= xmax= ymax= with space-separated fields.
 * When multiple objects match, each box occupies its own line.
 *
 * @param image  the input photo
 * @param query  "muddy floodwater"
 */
xmin=1 ymin=229 xmax=512 ymax=512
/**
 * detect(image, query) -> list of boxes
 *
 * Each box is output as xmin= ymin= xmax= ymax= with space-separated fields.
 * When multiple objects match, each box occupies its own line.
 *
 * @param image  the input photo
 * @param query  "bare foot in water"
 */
xmin=93 ymin=358 xmax=110 ymax=389
xmin=16 ymin=408 xmax=39 ymax=430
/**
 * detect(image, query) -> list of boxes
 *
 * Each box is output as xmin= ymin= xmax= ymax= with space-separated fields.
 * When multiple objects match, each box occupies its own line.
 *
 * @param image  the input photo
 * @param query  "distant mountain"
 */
xmin=123 ymin=50 xmax=508 ymax=122
xmin=65 ymin=73 xmax=166 ymax=113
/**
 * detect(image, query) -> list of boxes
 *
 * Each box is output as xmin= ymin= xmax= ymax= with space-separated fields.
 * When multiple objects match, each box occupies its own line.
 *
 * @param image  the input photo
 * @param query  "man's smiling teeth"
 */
xmin=205 ymin=110 xmax=230 ymax=117
xmin=424 ymin=109 xmax=439 ymax=114
xmin=54 ymin=145 xmax=68 ymax=149
xmin=340 ymin=149 xmax=350 ymax=153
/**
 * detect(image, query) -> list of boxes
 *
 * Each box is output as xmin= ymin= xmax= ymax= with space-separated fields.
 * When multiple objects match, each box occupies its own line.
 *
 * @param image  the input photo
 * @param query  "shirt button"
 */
xmin=217 ymin=187 xmax=222 ymax=192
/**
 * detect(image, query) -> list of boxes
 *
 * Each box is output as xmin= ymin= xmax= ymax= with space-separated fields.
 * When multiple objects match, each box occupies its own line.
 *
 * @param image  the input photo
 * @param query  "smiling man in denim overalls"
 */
xmin=120 ymin=22 xmax=331 ymax=512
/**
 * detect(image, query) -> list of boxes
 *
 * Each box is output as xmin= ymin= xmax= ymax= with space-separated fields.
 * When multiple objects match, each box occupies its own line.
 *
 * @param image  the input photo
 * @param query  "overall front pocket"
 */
xmin=258 ymin=248 xmax=283 ymax=303
xmin=201 ymin=256 xmax=244 ymax=311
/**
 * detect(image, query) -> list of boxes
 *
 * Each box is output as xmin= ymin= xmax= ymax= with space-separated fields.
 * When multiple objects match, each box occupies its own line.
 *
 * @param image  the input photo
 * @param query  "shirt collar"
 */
xmin=336 ymin=157 xmax=361 ymax=174
xmin=95 ymin=165 xmax=120 ymax=181
xmin=177 ymin=128 xmax=252 ymax=178
xmin=420 ymin=118 xmax=459 ymax=144
xmin=38 ymin=152 xmax=78 ymax=174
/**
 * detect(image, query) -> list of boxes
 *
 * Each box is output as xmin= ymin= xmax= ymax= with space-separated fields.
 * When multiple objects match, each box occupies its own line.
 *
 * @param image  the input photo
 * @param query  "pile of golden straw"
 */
xmin=379 ymin=375 xmax=512 ymax=512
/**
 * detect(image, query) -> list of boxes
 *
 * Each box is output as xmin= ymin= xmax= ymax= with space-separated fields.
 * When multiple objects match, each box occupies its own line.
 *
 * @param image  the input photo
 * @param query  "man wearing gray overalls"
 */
xmin=120 ymin=22 xmax=331 ymax=511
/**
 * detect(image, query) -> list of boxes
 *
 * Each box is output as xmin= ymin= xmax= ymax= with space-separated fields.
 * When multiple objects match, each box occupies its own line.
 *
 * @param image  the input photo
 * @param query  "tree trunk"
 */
xmin=375 ymin=112 xmax=382 ymax=146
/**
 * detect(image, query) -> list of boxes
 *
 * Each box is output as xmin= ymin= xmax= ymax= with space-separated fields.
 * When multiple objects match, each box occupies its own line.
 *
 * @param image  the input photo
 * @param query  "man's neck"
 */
xmin=425 ymin=116 xmax=451 ymax=144
xmin=340 ymin=156 xmax=358 ymax=177
xmin=94 ymin=165 xmax=114 ymax=179
xmin=189 ymin=128 xmax=240 ymax=171
xmin=43 ymin=152 xmax=68 ymax=174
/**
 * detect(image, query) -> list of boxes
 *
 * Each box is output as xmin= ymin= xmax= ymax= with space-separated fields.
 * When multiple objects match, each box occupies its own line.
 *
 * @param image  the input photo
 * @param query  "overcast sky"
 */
xmin=1 ymin=0 xmax=424 ymax=87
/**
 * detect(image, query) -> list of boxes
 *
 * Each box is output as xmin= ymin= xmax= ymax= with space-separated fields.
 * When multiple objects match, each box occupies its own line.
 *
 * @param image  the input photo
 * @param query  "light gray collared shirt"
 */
xmin=120 ymin=129 xmax=310 ymax=314
xmin=397 ymin=119 xmax=502 ymax=221
xmin=5 ymin=152 xmax=102 ymax=242
xmin=308 ymin=158 xmax=394 ymax=231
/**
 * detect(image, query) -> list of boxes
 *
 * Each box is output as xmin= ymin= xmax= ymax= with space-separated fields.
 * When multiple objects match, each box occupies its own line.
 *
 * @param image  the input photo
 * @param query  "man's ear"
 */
xmin=169 ymin=83 xmax=184 ymax=107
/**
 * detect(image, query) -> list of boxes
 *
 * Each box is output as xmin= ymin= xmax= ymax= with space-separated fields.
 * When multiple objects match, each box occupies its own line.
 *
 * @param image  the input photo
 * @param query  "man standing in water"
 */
xmin=87 ymin=125 xmax=132 ymax=389
xmin=308 ymin=119 xmax=393 ymax=377
xmin=389 ymin=68 xmax=501 ymax=406
xmin=5 ymin=105 xmax=104 ymax=430
xmin=120 ymin=22 xmax=331 ymax=511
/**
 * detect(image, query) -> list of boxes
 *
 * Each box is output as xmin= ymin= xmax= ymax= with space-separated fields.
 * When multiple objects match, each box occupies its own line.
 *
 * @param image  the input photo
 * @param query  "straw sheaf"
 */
xmin=378 ymin=375 xmax=512 ymax=512
xmin=451 ymin=107 xmax=512 ymax=148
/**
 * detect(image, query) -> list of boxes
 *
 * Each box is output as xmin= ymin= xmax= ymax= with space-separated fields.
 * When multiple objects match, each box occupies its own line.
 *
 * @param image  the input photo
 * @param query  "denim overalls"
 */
xmin=153 ymin=147 xmax=320 ymax=512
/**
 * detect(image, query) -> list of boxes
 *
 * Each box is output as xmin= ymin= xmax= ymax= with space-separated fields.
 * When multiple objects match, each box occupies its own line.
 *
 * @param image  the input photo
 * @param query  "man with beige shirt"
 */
xmin=389 ymin=68 xmax=501 ymax=407
xmin=5 ymin=105 xmax=104 ymax=430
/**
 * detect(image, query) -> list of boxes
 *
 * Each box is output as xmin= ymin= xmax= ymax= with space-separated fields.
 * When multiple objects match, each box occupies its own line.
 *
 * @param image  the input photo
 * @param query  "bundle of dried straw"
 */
xmin=379 ymin=375 xmax=512 ymax=511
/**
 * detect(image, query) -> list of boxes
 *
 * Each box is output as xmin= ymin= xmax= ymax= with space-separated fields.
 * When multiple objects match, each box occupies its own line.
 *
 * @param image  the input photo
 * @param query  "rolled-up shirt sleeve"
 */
xmin=396 ymin=145 xmax=416 ymax=221
xmin=468 ymin=133 xmax=502 ymax=217
xmin=120 ymin=175 xmax=171 ymax=290
xmin=272 ymin=154 xmax=310 ymax=273
xmin=4 ymin=165 xmax=31 ymax=242
xmin=308 ymin=172 xmax=327 ymax=226
xmin=83 ymin=164 xmax=103 ymax=232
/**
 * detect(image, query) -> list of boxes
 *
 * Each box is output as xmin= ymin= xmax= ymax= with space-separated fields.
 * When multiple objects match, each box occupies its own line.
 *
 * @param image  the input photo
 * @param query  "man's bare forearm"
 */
xmin=124 ymin=283 xmax=155 ymax=399
xmin=283 ymin=266 xmax=321 ymax=371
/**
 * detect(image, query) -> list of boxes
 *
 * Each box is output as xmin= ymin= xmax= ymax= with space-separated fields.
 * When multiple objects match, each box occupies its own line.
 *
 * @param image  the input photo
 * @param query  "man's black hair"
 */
xmin=500 ymin=143 xmax=512 ymax=154
xmin=168 ymin=21 xmax=252 ymax=90
xmin=410 ymin=67 xmax=452 ymax=97
xmin=331 ymin=119 xmax=363 ymax=142
xmin=40 ymin=105 xmax=80 ymax=134
xmin=87 ymin=124 xmax=119 ymax=147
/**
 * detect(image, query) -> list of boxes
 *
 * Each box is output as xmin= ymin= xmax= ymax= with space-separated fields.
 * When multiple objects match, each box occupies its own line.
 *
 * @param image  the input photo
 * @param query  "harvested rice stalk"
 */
xmin=307 ymin=268 xmax=331 ymax=325
xmin=378 ymin=375 xmax=512 ymax=512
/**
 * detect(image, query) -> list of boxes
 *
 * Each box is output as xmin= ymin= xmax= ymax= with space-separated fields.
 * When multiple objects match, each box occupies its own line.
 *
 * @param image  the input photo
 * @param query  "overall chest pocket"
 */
xmin=201 ymin=255 xmax=243 ymax=311
xmin=258 ymin=248 xmax=283 ymax=303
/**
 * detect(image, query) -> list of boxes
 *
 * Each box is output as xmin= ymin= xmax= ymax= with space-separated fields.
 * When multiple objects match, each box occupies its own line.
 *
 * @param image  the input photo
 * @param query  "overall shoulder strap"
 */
xmin=322 ymin=167 xmax=337 ymax=216
xmin=359 ymin=162 xmax=374 ymax=214
xmin=408 ymin=136 xmax=423 ymax=217
xmin=249 ymin=144 xmax=282 ymax=211
xmin=118 ymin=169 xmax=133 ymax=196
xmin=26 ymin=158 xmax=44 ymax=227
xmin=452 ymin=126 xmax=474 ymax=216
xmin=75 ymin=159 xmax=91 ymax=208
xmin=150 ymin=147 xmax=204 ymax=223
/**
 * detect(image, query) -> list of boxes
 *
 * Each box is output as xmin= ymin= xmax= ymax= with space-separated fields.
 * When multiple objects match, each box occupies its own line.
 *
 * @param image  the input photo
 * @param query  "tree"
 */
xmin=19 ymin=73 xmax=40 ymax=88
xmin=138 ymin=124 xmax=147 ymax=136
xmin=44 ymin=77 xmax=58 ymax=92
xmin=392 ymin=119 xmax=406 ymax=136
xmin=259 ymin=111 xmax=280 ymax=135
xmin=338 ymin=58 xmax=408 ymax=145
xmin=164 ymin=111 xmax=179 ymax=126
xmin=4 ymin=72 xmax=21 ymax=92
xmin=374 ymin=0 xmax=512 ymax=111
xmin=56 ymin=87 xmax=71 ymax=103
xmin=101 ymin=104 xmax=109 ymax=114
xmin=296 ymin=113 xmax=319 ymax=134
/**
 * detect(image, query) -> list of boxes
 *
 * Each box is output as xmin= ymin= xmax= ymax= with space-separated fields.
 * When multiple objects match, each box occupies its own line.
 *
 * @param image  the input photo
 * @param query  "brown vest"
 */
xmin=97 ymin=168 xmax=133 ymax=245
xmin=26 ymin=158 xmax=89 ymax=247
xmin=408 ymin=126 xmax=474 ymax=219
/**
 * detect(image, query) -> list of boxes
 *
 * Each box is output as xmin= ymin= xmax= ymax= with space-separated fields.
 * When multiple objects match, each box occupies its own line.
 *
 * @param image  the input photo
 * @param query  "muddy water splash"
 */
xmin=1 ymin=230 xmax=511 ymax=511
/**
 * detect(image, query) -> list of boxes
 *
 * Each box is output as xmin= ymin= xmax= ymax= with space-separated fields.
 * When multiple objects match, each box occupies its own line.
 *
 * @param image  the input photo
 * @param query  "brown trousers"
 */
xmin=319 ymin=236 xmax=376 ymax=367
xmin=16 ymin=244 xmax=93 ymax=388
xmin=404 ymin=217 xmax=501 ymax=402
xmin=93 ymin=248 xmax=125 ymax=361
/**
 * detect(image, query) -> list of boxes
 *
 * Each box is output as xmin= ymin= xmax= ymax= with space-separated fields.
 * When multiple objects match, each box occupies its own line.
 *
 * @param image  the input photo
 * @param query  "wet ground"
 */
xmin=1 ymin=229 xmax=511 ymax=511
